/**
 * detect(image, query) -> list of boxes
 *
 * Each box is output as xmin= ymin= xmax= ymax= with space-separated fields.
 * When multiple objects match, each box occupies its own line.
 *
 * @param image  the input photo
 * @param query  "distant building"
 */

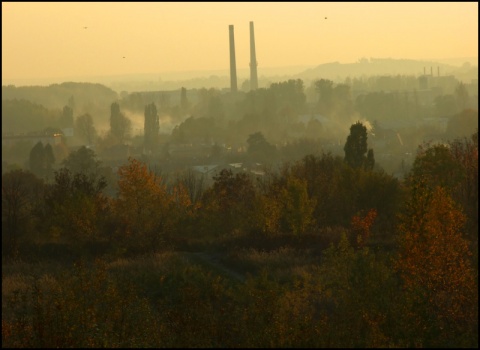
xmin=170 ymin=143 xmax=212 ymax=159
xmin=192 ymin=164 xmax=219 ymax=176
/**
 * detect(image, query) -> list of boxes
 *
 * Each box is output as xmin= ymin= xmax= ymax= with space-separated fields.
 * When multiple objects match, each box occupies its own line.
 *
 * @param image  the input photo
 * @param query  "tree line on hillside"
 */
xmin=3 ymin=76 xmax=475 ymax=141
xmin=2 ymin=77 xmax=478 ymax=217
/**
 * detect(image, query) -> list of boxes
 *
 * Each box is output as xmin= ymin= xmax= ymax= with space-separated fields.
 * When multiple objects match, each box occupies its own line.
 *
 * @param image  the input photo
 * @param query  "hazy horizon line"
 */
xmin=3 ymin=56 xmax=477 ymax=87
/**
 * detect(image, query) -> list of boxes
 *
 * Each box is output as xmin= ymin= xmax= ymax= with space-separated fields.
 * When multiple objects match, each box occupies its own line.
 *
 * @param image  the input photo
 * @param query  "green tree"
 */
xmin=332 ymin=83 xmax=354 ymax=121
xmin=408 ymin=134 xmax=478 ymax=238
xmin=28 ymin=142 xmax=56 ymax=181
xmin=255 ymin=193 xmax=282 ymax=235
xmin=171 ymin=116 xmax=218 ymax=144
xmin=305 ymin=119 xmax=323 ymax=140
xmin=365 ymin=149 xmax=375 ymax=171
xmin=193 ymin=88 xmax=225 ymax=120
xmin=44 ymin=143 xmax=55 ymax=182
xmin=60 ymin=105 xmax=74 ymax=128
xmin=75 ymin=113 xmax=97 ymax=146
xmin=2 ymin=170 xmax=44 ymax=257
xmin=210 ymin=143 xmax=223 ymax=159
xmin=318 ymin=233 xmax=396 ymax=347
xmin=42 ymin=168 xmax=108 ymax=244
xmin=29 ymin=141 xmax=46 ymax=179
xmin=446 ymin=109 xmax=478 ymax=139
xmin=314 ymin=79 xmax=334 ymax=115
xmin=290 ymin=154 xmax=348 ymax=227
xmin=455 ymin=82 xmax=469 ymax=111
xmin=180 ymin=87 xmax=189 ymax=111
xmin=269 ymin=79 xmax=307 ymax=120
xmin=110 ymin=102 xmax=131 ymax=144
xmin=144 ymin=103 xmax=159 ymax=153
xmin=201 ymin=168 xmax=258 ymax=235
xmin=448 ymin=132 xmax=479 ymax=237
xmin=288 ymin=153 xmax=399 ymax=231
xmin=355 ymin=169 xmax=402 ymax=237
xmin=67 ymin=95 xmax=75 ymax=112
xmin=408 ymin=142 xmax=464 ymax=193
xmin=344 ymin=121 xmax=374 ymax=170
xmin=434 ymin=94 xmax=457 ymax=117
xmin=2 ymin=99 xmax=59 ymax=133
xmin=247 ymin=132 xmax=276 ymax=162
xmin=62 ymin=146 xmax=101 ymax=177
xmin=53 ymin=142 xmax=70 ymax=164
xmin=278 ymin=176 xmax=316 ymax=235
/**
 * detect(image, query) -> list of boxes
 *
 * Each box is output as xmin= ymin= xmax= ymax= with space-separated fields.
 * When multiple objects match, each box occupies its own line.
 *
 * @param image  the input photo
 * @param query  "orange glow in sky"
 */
xmin=2 ymin=2 xmax=478 ymax=81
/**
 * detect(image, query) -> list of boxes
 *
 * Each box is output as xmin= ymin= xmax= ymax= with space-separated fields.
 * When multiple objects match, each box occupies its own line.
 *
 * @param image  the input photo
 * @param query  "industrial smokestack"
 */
xmin=430 ymin=66 xmax=433 ymax=76
xmin=229 ymin=25 xmax=237 ymax=93
xmin=249 ymin=21 xmax=258 ymax=90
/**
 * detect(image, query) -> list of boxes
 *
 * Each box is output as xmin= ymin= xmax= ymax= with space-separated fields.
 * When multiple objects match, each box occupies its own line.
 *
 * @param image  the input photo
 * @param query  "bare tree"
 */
xmin=171 ymin=168 xmax=205 ymax=204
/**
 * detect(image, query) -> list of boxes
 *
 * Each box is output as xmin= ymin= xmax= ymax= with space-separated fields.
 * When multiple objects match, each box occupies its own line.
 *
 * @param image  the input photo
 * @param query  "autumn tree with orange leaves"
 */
xmin=350 ymin=208 xmax=377 ymax=248
xmin=395 ymin=182 xmax=478 ymax=347
xmin=115 ymin=158 xmax=171 ymax=252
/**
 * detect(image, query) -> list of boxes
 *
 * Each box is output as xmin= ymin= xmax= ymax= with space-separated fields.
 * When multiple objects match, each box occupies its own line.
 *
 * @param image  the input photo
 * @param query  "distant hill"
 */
xmin=2 ymin=82 xmax=119 ymax=130
xmin=294 ymin=58 xmax=477 ymax=83
xmin=2 ymin=99 xmax=60 ymax=134
xmin=2 ymin=82 xmax=118 ymax=110
xmin=104 ymin=58 xmax=477 ymax=91
xmin=2 ymin=58 xmax=476 ymax=94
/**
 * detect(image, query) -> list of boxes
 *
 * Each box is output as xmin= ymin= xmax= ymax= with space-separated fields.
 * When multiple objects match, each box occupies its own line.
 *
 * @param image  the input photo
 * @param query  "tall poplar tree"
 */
xmin=110 ymin=102 xmax=131 ymax=144
xmin=144 ymin=103 xmax=159 ymax=153
xmin=29 ymin=141 xmax=46 ymax=178
xmin=344 ymin=121 xmax=374 ymax=170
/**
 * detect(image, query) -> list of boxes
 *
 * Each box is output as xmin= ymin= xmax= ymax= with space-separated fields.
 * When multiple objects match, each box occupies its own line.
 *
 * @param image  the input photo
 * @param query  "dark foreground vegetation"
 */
xmin=2 ymin=130 xmax=478 ymax=347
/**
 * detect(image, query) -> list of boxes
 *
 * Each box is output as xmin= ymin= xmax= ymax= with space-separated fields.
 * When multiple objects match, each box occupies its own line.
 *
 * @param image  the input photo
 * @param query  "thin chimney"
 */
xmin=249 ymin=21 xmax=258 ymax=90
xmin=229 ymin=25 xmax=237 ymax=93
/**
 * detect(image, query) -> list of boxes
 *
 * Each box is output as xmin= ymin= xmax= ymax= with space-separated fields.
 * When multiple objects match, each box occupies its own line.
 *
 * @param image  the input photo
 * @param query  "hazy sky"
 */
xmin=2 ymin=2 xmax=478 ymax=81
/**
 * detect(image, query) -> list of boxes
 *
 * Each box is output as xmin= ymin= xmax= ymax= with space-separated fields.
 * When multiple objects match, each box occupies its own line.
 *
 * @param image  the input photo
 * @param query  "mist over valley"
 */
xmin=2 ymin=3 xmax=478 ymax=347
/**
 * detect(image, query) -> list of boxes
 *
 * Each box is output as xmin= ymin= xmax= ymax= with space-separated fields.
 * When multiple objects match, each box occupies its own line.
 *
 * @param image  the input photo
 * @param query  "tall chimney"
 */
xmin=249 ymin=21 xmax=258 ymax=90
xmin=229 ymin=25 xmax=237 ymax=93
xmin=430 ymin=66 xmax=433 ymax=76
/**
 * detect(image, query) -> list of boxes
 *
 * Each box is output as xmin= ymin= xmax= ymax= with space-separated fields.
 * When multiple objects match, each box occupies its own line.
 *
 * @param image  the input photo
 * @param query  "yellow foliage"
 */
xmin=395 ymin=185 xmax=477 ymax=342
xmin=114 ymin=158 xmax=172 ymax=250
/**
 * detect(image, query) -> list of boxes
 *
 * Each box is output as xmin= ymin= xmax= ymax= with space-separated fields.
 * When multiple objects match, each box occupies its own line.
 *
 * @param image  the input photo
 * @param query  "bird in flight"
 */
xmin=123 ymin=56 xmax=126 ymax=59
xmin=84 ymin=26 xmax=88 ymax=29
xmin=325 ymin=17 xmax=327 ymax=19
